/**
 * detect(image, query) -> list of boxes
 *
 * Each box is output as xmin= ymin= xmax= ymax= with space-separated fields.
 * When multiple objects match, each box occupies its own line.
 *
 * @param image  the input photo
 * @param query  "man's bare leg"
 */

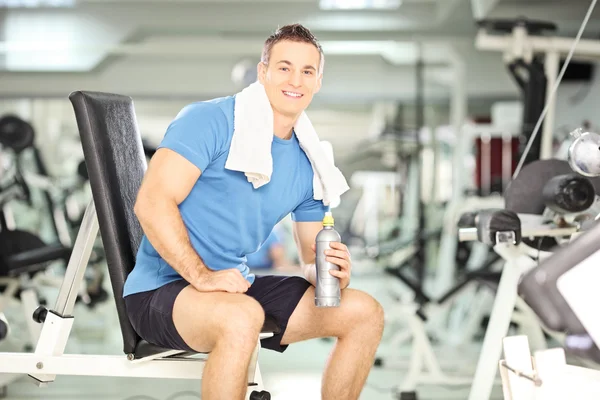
xmin=172 ymin=286 xmax=265 ymax=400
xmin=281 ymin=287 xmax=385 ymax=400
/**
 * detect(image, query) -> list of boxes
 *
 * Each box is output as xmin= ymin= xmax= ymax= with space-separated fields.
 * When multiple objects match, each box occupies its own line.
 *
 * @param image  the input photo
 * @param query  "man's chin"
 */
xmin=284 ymin=102 xmax=309 ymax=114
xmin=272 ymin=105 xmax=304 ymax=118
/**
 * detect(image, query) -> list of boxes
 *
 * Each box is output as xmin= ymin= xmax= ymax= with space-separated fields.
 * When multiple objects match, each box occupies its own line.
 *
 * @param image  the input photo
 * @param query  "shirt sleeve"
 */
xmin=157 ymin=102 xmax=227 ymax=173
xmin=291 ymin=194 xmax=329 ymax=222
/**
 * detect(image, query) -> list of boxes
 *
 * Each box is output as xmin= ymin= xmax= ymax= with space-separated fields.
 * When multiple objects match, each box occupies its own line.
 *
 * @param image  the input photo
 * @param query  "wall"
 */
xmin=554 ymin=63 xmax=600 ymax=134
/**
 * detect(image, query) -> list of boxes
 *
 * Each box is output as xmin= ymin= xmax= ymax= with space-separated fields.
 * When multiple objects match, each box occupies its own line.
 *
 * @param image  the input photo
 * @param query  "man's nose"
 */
xmin=289 ymin=71 xmax=302 ymax=87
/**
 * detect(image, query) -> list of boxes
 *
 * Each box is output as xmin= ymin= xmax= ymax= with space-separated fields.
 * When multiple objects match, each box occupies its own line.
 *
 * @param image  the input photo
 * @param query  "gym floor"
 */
xmin=0 ymin=274 xmax=504 ymax=400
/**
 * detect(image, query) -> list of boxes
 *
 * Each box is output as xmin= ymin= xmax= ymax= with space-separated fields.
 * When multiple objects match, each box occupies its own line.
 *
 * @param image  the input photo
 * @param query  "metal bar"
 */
xmin=500 ymin=361 xmax=541 ymax=385
xmin=414 ymin=43 xmax=426 ymax=291
xmin=459 ymin=225 xmax=578 ymax=242
xmin=20 ymin=288 xmax=42 ymax=346
xmin=246 ymin=340 xmax=261 ymax=385
xmin=0 ymin=352 xmax=205 ymax=379
xmin=30 ymin=309 xmax=76 ymax=383
xmin=467 ymin=250 xmax=537 ymax=400
xmin=53 ymin=200 xmax=98 ymax=317
xmin=502 ymin=133 xmax=512 ymax=192
xmin=130 ymin=350 xmax=186 ymax=363
xmin=481 ymin=133 xmax=491 ymax=195
xmin=541 ymin=50 xmax=559 ymax=159
xmin=476 ymin=31 xmax=600 ymax=59
xmin=458 ymin=228 xmax=478 ymax=242
xmin=512 ymin=26 xmax=529 ymax=63
xmin=432 ymin=49 xmax=466 ymax=296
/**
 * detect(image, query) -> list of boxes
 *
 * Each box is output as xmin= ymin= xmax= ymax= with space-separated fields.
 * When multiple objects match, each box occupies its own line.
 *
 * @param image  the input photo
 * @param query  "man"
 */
xmin=123 ymin=24 xmax=384 ymax=400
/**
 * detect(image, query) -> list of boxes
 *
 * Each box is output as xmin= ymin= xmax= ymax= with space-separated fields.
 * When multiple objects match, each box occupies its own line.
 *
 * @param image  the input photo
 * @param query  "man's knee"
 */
xmin=217 ymin=297 xmax=265 ymax=345
xmin=344 ymin=290 xmax=385 ymax=336
xmin=173 ymin=289 xmax=265 ymax=352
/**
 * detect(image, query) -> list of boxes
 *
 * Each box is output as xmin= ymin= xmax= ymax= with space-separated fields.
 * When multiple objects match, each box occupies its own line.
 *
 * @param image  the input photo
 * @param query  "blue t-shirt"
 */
xmin=123 ymin=95 xmax=327 ymax=297
xmin=245 ymin=229 xmax=283 ymax=269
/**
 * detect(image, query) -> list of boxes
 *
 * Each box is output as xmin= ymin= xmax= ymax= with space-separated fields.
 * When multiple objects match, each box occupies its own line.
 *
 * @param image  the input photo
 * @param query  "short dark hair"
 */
xmin=261 ymin=24 xmax=324 ymax=73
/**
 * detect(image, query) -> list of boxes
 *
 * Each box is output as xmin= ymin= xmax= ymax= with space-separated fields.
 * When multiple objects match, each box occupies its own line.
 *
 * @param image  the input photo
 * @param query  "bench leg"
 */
xmin=245 ymin=340 xmax=267 ymax=400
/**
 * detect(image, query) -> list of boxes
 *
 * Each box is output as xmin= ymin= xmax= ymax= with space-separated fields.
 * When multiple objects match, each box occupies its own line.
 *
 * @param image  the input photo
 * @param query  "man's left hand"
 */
xmin=311 ymin=242 xmax=352 ymax=289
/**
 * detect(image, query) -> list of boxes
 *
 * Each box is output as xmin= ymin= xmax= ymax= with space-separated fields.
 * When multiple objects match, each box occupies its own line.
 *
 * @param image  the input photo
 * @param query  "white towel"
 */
xmin=225 ymin=81 xmax=350 ymax=207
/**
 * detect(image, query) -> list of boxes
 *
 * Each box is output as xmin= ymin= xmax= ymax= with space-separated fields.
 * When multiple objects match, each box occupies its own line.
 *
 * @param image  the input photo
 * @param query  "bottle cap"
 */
xmin=323 ymin=211 xmax=334 ymax=227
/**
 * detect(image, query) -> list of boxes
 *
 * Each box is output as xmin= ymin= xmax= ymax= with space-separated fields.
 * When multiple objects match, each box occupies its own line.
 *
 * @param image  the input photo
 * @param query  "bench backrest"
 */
xmin=69 ymin=91 xmax=147 ymax=354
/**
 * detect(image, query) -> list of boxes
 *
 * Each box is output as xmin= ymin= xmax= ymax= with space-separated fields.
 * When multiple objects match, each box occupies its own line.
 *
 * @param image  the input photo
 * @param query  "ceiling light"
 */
xmin=319 ymin=0 xmax=402 ymax=10
xmin=0 ymin=0 xmax=75 ymax=8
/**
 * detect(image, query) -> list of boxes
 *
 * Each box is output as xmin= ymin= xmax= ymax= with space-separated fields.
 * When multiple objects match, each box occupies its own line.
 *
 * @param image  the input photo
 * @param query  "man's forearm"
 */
xmin=136 ymin=197 xmax=207 ymax=284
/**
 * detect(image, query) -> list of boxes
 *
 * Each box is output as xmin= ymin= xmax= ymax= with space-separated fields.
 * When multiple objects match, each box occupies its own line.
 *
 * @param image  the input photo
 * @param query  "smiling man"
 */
xmin=123 ymin=24 xmax=384 ymax=400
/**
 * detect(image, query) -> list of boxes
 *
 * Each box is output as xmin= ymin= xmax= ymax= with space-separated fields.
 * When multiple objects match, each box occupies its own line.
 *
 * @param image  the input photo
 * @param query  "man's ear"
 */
xmin=257 ymin=61 xmax=267 ymax=84
xmin=314 ymin=73 xmax=323 ymax=94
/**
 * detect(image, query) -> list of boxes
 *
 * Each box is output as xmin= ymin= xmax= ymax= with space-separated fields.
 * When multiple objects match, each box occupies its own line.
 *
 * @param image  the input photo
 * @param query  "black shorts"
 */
xmin=124 ymin=275 xmax=311 ymax=353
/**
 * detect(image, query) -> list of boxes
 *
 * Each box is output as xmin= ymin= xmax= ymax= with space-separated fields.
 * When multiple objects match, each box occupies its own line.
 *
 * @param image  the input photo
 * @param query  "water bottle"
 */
xmin=315 ymin=211 xmax=341 ymax=307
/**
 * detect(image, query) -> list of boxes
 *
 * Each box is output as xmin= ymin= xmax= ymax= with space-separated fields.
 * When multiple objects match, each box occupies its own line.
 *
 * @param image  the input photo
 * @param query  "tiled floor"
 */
xmin=0 ymin=273 xmax=505 ymax=400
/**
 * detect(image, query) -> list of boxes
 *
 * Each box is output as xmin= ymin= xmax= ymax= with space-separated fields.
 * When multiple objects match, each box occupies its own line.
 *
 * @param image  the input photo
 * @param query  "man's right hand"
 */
xmin=192 ymin=268 xmax=251 ymax=293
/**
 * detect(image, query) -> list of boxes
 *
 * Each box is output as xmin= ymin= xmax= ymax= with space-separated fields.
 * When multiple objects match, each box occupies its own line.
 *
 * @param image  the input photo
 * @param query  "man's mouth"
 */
xmin=282 ymin=90 xmax=303 ymax=99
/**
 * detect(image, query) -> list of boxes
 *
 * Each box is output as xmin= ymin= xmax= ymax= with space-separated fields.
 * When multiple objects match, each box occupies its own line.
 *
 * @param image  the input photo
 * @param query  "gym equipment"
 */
xmin=76 ymin=138 xmax=158 ymax=182
xmin=0 ymin=113 xmax=71 ymax=244
xmin=0 ymin=115 xmax=35 ymax=154
xmin=0 ymin=91 xmax=275 ymax=400
xmin=330 ymin=49 xmax=471 ymax=399
xmin=0 ymin=115 xmax=76 ymax=363
xmin=368 ymin=123 xmax=515 ymax=399
xmin=476 ymin=19 xmax=553 ymax=166
xmin=503 ymin=159 xmax=600 ymax=252
xmin=0 ymin=114 xmax=110 ymax=310
xmin=343 ymin=50 xmax=437 ymax=293
xmin=498 ymin=132 xmax=600 ymax=399
xmin=0 ymin=114 xmax=73 ymax=279
xmin=434 ymin=122 xmax=514 ymax=298
xmin=474 ymin=132 xmax=519 ymax=196
xmin=315 ymin=212 xmax=341 ymax=308
xmin=568 ymin=128 xmax=600 ymax=177
xmin=375 ymin=214 xmax=508 ymax=399
xmin=460 ymin=156 xmax=600 ymax=400
xmin=476 ymin=9 xmax=598 ymax=164
xmin=412 ymin=47 xmax=427 ymax=294
xmin=0 ymin=313 xmax=8 ymax=342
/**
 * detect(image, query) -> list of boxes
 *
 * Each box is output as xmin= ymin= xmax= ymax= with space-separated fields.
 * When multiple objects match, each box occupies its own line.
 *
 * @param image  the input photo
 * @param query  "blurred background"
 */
xmin=0 ymin=0 xmax=599 ymax=399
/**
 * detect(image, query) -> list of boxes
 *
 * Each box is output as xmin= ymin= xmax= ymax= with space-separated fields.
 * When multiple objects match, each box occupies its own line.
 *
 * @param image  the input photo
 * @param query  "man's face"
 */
xmin=258 ymin=40 xmax=322 ymax=118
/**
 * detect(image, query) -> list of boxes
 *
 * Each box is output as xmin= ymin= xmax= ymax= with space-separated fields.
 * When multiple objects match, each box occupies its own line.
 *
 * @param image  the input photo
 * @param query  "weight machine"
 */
xmin=457 ymin=127 xmax=600 ymax=400
xmin=463 ymin=7 xmax=600 ymax=397
xmin=501 ymin=223 xmax=600 ymax=399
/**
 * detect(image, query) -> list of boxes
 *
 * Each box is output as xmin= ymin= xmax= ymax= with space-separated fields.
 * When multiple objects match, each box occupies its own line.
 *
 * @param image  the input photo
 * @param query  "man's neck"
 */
xmin=273 ymin=112 xmax=298 ymax=140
